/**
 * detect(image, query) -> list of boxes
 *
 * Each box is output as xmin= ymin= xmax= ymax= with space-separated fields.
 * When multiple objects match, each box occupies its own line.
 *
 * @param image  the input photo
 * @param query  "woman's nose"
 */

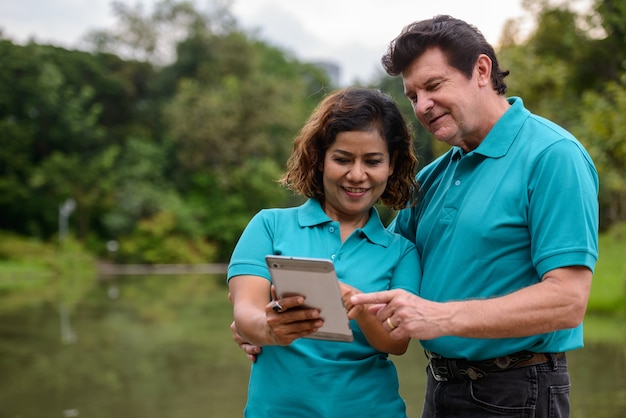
xmin=347 ymin=162 xmax=366 ymax=180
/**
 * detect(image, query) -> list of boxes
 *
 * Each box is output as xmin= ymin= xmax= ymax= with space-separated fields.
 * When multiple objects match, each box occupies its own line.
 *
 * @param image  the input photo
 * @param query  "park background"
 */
xmin=0 ymin=0 xmax=624 ymax=416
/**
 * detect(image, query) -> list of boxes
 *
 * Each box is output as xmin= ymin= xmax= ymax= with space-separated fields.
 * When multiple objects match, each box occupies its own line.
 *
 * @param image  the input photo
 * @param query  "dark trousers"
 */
xmin=421 ymin=354 xmax=570 ymax=417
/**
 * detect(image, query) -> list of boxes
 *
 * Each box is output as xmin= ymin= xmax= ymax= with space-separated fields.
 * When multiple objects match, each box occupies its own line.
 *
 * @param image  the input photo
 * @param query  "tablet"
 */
xmin=265 ymin=255 xmax=353 ymax=342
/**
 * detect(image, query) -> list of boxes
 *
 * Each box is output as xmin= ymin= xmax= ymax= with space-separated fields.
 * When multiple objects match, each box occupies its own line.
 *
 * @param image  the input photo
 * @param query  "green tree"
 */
xmin=574 ymin=82 xmax=626 ymax=227
xmin=84 ymin=0 xmax=236 ymax=65
xmin=0 ymin=40 xmax=39 ymax=233
xmin=84 ymin=0 xmax=331 ymax=260
xmin=162 ymin=32 xmax=328 ymax=258
xmin=591 ymin=0 xmax=626 ymax=82
xmin=0 ymin=37 xmax=157 ymax=239
xmin=499 ymin=0 xmax=626 ymax=228
xmin=375 ymin=75 xmax=436 ymax=168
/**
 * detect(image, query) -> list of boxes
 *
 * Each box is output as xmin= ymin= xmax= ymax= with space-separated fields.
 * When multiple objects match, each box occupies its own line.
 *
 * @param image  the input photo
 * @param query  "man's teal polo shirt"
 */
xmin=391 ymin=97 xmax=599 ymax=360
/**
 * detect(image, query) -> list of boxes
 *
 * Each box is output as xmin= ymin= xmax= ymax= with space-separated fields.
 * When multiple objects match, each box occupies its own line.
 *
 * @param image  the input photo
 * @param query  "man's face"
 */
xmin=402 ymin=47 xmax=485 ymax=151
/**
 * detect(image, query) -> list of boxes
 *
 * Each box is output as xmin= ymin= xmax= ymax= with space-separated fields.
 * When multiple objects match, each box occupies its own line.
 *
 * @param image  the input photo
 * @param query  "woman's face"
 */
xmin=321 ymin=129 xmax=394 ymax=224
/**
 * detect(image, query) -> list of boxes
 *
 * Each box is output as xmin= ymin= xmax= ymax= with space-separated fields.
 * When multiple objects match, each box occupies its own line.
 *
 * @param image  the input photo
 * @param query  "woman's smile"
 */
xmin=343 ymin=186 xmax=370 ymax=196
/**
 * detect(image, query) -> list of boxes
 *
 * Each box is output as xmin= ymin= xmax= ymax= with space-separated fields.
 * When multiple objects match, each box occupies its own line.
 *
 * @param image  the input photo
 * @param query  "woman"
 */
xmin=227 ymin=87 xmax=421 ymax=417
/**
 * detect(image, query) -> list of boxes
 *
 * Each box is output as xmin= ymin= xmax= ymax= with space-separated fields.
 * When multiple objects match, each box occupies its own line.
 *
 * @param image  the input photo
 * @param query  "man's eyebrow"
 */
xmin=422 ymin=76 xmax=445 ymax=87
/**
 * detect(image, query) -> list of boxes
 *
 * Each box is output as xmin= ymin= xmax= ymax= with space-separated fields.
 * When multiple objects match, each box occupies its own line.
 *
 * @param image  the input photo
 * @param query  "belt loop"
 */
xmin=549 ymin=353 xmax=558 ymax=370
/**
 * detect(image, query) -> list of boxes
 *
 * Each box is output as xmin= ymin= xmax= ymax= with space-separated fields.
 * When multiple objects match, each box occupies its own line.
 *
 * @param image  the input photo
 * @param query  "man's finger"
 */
xmin=242 ymin=343 xmax=261 ymax=355
xmin=367 ymin=303 xmax=385 ymax=315
xmin=350 ymin=290 xmax=393 ymax=306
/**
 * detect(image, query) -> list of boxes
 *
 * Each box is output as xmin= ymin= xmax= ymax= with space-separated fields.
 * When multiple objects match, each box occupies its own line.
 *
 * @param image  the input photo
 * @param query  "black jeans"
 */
xmin=421 ymin=354 xmax=570 ymax=417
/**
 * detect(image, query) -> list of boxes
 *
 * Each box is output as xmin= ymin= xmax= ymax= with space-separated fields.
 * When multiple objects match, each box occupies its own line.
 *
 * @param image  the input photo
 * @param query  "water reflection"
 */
xmin=0 ymin=274 xmax=623 ymax=417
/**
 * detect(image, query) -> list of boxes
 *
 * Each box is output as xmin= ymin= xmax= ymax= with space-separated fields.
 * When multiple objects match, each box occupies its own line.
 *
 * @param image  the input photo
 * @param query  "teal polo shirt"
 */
xmin=391 ymin=97 xmax=599 ymax=360
xmin=228 ymin=198 xmax=420 ymax=417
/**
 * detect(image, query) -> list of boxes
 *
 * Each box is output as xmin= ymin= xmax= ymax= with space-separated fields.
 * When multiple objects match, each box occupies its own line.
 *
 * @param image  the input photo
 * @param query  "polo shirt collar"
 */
xmin=361 ymin=208 xmax=389 ymax=247
xmin=298 ymin=198 xmax=390 ymax=247
xmin=450 ymin=96 xmax=529 ymax=159
xmin=298 ymin=198 xmax=332 ymax=227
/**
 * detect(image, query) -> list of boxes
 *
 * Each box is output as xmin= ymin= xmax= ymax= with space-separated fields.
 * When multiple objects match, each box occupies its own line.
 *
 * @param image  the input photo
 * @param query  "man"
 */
xmin=234 ymin=15 xmax=599 ymax=417
xmin=349 ymin=15 xmax=598 ymax=417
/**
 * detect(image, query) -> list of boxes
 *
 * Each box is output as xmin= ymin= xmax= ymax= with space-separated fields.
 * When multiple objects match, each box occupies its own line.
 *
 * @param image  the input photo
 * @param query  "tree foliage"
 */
xmin=0 ymin=0 xmax=330 ymax=262
xmin=0 ymin=0 xmax=624 ymax=262
xmin=575 ymin=83 xmax=626 ymax=225
xmin=497 ymin=0 xmax=626 ymax=228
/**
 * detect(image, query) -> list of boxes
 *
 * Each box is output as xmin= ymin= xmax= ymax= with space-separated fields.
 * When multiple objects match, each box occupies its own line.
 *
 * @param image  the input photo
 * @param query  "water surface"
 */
xmin=0 ymin=274 xmax=623 ymax=417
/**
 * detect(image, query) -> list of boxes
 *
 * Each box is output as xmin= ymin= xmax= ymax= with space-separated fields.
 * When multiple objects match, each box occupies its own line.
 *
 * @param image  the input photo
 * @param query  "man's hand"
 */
xmin=351 ymin=289 xmax=445 ymax=340
xmin=352 ymin=266 xmax=593 ymax=341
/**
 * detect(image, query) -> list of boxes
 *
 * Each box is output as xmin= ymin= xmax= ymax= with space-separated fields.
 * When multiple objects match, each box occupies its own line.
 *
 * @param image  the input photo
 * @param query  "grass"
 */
xmin=0 ymin=231 xmax=95 ymax=273
xmin=587 ymin=222 xmax=626 ymax=316
xmin=582 ymin=313 xmax=626 ymax=343
xmin=0 ymin=260 xmax=51 ymax=276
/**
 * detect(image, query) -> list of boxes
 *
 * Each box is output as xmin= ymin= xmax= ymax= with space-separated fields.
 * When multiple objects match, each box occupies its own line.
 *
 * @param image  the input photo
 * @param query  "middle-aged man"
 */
xmin=348 ymin=14 xmax=599 ymax=417
xmin=233 ymin=14 xmax=599 ymax=418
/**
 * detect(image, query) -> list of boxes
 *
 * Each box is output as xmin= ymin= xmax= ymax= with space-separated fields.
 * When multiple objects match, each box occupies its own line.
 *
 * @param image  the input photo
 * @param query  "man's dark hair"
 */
xmin=382 ymin=15 xmax=509 ymax=95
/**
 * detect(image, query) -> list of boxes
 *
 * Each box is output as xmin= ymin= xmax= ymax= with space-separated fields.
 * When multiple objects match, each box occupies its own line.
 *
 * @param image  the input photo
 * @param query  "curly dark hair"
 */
xmin=382 ymin=15 xmax=509 ymax=95
xmin=279 ymin=87 xmax=418 ymax=210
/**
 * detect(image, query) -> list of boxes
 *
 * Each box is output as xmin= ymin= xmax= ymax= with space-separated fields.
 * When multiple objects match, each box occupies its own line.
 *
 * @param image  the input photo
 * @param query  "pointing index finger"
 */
xmin=350 ymin=290 xmax=393 ymax=306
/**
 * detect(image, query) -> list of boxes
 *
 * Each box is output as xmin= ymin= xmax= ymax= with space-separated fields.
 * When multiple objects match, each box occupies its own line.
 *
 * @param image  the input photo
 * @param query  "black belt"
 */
xmin=425 ymin=350 xmax=566 ymax=382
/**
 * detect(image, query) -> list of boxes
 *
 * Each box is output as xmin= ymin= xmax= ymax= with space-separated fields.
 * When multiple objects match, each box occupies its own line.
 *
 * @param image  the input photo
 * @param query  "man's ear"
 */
xmin=475 ymin=54 xmax=492 ymax=87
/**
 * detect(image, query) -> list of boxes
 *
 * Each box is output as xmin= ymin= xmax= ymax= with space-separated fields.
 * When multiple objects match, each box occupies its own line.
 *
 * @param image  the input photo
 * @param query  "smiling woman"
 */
xmin=226 ymin=87 xmax=421 ymax=417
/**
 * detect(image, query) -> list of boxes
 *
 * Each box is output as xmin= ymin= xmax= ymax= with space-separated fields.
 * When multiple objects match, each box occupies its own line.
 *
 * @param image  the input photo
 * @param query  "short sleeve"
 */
xmin=227 ymin=210 xmax=275 ymax=282
xmin=528 ymin=139 xmax=599 ymax=276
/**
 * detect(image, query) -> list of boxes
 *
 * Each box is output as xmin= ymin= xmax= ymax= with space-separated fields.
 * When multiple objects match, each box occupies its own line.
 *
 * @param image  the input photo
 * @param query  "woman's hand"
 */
xmin=339 ymin=282 xmax=366 ymax=320
xmin=263 ymin=293 xmax=324 ymax=346
xmin=230 ymin=277 xmax=324 ymax=349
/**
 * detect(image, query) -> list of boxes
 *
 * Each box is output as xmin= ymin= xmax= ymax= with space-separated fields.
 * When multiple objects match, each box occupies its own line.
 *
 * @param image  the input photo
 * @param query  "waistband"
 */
xmin=425 ymin=350 xmax=566 ymax=382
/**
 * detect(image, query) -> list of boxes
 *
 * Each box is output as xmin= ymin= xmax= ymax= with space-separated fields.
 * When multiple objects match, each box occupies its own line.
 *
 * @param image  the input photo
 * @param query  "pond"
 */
xmin=0 ymin=273 xmax=624 ymax=417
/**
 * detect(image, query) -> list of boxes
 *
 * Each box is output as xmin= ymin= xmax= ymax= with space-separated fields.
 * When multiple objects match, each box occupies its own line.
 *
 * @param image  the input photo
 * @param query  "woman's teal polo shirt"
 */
xmin=391 ymin=97 xmax=599 ymax=361
xmin=228 ymin=198 xmax=421 ymax=417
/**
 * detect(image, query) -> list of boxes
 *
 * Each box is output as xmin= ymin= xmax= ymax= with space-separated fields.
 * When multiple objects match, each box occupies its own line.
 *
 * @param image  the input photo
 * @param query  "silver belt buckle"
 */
xmin=428 ymin=359 xmax=448 ymax=382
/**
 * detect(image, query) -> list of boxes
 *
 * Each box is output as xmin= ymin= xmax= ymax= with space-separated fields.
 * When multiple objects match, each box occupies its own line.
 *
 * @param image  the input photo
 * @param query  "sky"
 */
xmin=0 ymin=0 xmax=531 ymax=85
